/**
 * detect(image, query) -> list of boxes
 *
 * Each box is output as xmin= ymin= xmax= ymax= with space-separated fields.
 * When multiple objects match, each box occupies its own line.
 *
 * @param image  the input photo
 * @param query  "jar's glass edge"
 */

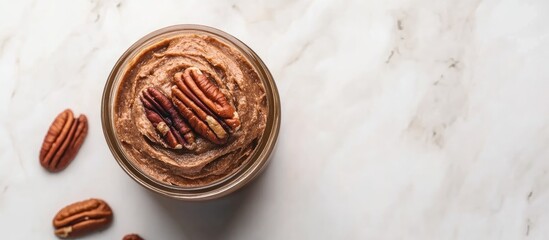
xmin=101 ymin=24 xmax=281 ymax=200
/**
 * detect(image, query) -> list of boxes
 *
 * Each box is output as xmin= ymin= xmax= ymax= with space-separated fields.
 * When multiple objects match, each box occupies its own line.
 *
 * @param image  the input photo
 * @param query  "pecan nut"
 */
xmin=172 ymin=67 xmax=240 ymax=144
xmin=140 ymin=87 xmax=195 ymax=149
xmin=39 ymin=109 xmax=88 ymax=172
xmin=123 ymin=234 xmax=144 ymax=240
xmin=53 ymin=198 xmax=113 ymax=238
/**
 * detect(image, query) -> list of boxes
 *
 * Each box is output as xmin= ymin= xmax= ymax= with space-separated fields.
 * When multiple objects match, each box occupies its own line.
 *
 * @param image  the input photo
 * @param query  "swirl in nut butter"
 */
xmin=114 ymin=33 xmax=267 ymax=187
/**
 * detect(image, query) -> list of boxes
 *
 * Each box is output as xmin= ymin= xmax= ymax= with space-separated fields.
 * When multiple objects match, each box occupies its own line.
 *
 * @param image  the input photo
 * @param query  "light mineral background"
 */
xmin=1 ymin=0 xmax=549 ymax=239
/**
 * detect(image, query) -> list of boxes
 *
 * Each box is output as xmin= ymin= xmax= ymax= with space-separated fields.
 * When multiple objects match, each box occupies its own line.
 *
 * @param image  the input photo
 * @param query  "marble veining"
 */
xmin=1 ymin=0 xmax=549 ymax=239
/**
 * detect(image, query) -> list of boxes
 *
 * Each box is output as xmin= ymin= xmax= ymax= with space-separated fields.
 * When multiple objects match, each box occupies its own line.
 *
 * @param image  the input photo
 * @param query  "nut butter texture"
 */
xmin=114 ymin=33 xmax=267 ymax=187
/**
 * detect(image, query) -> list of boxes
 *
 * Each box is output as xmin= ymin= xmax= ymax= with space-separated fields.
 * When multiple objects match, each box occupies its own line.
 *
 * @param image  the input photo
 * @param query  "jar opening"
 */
xmin=101 ymin=25 xmax=280 ymax=200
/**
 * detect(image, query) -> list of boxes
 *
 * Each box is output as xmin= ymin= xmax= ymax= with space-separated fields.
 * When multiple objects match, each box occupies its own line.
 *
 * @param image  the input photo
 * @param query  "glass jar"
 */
xmin=101 ymin=25 xmax=280 ymax=201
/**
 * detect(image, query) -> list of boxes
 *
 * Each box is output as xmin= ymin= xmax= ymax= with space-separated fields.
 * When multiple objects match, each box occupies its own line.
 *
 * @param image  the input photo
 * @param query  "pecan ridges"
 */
xmin=171 ymin=67 xmax=240 ymax=145
xmin=53 ymin=198 xmax=113 ymax=239
xmin=140 ymin=87 xmax=195 ymax=149
xmin=39 ymin=109 xmax=88 ymax=172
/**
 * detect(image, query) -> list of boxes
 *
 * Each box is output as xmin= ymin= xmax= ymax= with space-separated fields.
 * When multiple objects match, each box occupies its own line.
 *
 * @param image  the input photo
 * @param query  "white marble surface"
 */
xmin=2 ymin=0 xmax=549 ymax=239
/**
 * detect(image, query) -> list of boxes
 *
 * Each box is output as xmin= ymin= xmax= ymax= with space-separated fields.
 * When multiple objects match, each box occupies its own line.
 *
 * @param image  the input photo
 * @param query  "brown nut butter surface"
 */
xmin=114 ymin=33 xmax=267 ymax=187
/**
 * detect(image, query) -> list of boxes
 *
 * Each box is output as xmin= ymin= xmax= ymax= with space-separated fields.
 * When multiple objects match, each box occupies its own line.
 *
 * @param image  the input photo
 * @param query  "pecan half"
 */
xmin=171 ymin=67 xmax=240 ymax=144
xmin=140 ymin=87 xmax=195 ymax=149
xmin=39 ymin=109 xmax=88 ymax=172
xmin=123 ymin=234 xmax=144 ymax=240
xmin=53 ymin=198 xmax=113 ymax=239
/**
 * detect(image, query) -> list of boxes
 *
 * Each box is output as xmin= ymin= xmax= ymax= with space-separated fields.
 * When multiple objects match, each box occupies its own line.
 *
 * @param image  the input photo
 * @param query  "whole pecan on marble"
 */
xmin=53 ymin=198 xmax=113 ymax=239
xmin=123 ymin=233 xmax=144 ymax=240
xmin=171 ymin=67 xmax=240 ymax=144
xmin=39 ymin=109 xmax=88 ymax=172
xmin=140 ymin=87 xmax=195 ymax=149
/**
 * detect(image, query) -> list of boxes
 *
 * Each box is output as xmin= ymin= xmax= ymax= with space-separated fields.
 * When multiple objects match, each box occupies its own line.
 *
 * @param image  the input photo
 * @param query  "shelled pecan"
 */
xmin=171 ymin=67 xmax=240 ymax=144
xmin=140 ymin=87 xmax=195 ymax=149
xmin=39 ymin=109 xmax=88 ymax=172
xmin=53 ymin=198 xmax=113 ymax=238
xmin=123 ymin=234 xmax=144 ymax=240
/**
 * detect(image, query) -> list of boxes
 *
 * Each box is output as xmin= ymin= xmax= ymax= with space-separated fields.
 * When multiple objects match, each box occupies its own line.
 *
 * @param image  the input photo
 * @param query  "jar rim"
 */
xmin=101 ymin=24 xmax=280 ymax=201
